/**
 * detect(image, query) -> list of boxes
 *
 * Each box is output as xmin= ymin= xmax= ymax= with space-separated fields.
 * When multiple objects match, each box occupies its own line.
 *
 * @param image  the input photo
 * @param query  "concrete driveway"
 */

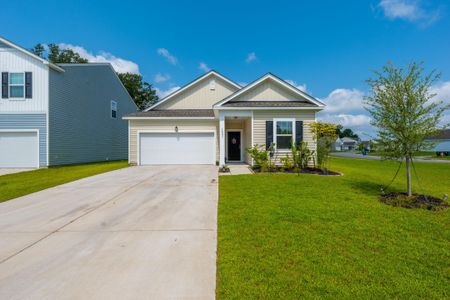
xmin=0 ymin=165 xmax=218 ymax=299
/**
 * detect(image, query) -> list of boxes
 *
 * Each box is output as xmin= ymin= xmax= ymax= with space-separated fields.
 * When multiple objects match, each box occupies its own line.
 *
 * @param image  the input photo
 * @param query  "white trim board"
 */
xmin=0 ymin=36 xmax=64 ymax=72
xmin=214 ymin=73 xmax=325 ymax=108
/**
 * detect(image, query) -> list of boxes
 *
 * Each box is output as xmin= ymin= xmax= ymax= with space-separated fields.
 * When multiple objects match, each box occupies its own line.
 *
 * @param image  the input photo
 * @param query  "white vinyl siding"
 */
xmin=0 ymin=47 xmax=49 ymax=112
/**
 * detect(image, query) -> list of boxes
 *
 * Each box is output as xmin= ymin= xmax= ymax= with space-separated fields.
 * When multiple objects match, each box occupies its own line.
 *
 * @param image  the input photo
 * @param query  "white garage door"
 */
xmin=0 ymin=132 xmax=39 ymax=168
xmin=140 ymin=132 xmax=215 ymax=165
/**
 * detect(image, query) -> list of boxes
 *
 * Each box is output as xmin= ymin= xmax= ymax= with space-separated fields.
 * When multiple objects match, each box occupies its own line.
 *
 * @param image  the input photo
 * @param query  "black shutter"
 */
xmin=2 ymin=72 xmax=8 ymax=99
xmin=266 ymin=121 xmax=273 ymax=149
xmin=25 ymin=72 xmax=32 ymax=98
xmin=296 ymin=121 xmax=303 ymax=145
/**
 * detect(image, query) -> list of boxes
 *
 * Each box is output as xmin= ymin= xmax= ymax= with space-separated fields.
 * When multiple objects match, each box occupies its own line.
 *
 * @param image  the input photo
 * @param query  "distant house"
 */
xmin=334 ymin=137 xmax=343 ymax=151
xmin=0 ymin=36 xmax=137 ymax=168
xmin=424 ymin=129 xmax=450 ymax=156
xmin=340 ymin=137 xmax=358 ymax=151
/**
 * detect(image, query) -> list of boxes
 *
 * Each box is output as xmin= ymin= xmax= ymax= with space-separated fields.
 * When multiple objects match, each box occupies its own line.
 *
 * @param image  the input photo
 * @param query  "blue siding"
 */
xmin=0 ymin=114 xmax=47 ymax=166
xmin=49 ymin=64 xmax=137 ymax=165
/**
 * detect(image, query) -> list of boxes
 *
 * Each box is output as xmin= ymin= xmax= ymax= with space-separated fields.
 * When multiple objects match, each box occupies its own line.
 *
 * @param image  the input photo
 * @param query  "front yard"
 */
xmin=217 ymin=157 xmax=450 ymax=299
xmin=0 ymin=160 xmax=128 ymax=203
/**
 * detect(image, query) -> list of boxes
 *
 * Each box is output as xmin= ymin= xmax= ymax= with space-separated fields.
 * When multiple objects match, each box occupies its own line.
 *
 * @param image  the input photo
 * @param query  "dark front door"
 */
xmin=227 ymin=131 xmax=241 ymax=161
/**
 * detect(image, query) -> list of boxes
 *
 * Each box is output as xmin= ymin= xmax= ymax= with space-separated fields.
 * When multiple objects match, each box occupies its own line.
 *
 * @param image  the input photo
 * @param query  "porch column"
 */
xmin=219 ymin=114 xmax=225 ymax=166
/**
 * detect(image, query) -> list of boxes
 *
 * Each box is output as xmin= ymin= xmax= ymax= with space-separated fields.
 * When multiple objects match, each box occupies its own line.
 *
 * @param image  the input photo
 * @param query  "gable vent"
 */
xmin=209 ymin=79 xmax=216 ymax=90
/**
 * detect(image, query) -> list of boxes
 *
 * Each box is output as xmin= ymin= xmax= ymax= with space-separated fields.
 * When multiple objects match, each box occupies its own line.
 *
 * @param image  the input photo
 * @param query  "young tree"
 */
xmin=310 ymin=122 xmax=338 ymax=174
xmin=365 ymin=62 xmax=449 ymax=196
xmin=117 ymin=73 xmax=159 ymax=110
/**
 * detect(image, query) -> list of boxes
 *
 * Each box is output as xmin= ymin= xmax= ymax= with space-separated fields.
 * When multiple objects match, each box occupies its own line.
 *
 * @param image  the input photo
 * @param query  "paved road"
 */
xmin=0 ymin=165 xmax=218 ymax=300
xmin=331 ymin=152 xmax=450 ymax=163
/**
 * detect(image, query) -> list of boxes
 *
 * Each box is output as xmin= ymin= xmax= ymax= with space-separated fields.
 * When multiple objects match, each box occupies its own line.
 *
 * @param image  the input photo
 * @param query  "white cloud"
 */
xmin=317 ymin=87 xmax=373 ymax=136
xmin=321 ymin=88 xmax=366 ymax=114
xmin=238 ymin=82 xmax=248 ymax=87
xmin=245 ymin=52 xmax=257 ymax=63
xmin=430 ymin=81 xmax=450 ymax=125
xmin=154 ymin=73 xmax=170 ymax=83
xmin=378 ymin=0 xmax=440 ymax=26
xmin=157 ymin=48 xmax=178 ymax=65
xmin=198 ymin=62 xmax=210 ymax=72
xmin=317 ymin=80 xmax=450 ymax=136
xmin=59 ymin=43 xmax=139 ymax=74
xmin=285 ymin=80 xmax=308 ymax=92
xmin=154 ymin=86 xmax=180 ymax=99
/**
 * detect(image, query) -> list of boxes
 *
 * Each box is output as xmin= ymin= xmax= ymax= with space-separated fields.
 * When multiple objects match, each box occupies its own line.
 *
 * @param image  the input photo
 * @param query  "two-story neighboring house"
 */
xmin=0 ymin=37 xmax=137 ymax=168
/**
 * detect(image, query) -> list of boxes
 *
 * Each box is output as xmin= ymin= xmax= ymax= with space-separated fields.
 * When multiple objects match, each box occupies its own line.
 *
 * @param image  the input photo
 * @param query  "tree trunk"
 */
xmin=405 ymin=156 xmax=412 ymax=197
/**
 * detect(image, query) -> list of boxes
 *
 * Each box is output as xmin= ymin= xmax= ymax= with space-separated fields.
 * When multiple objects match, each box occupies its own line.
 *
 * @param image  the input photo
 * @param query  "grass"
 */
xmin=0 ymin=160 xmax=128 ymax=203
xmin=366 ymin=151 xmax=450 ymax=159
xmin=217 ymin=157 xmax=450 ymax=299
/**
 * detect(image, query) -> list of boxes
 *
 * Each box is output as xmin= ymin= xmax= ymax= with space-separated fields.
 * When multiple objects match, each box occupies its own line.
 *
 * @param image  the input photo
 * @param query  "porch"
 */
xmin=219 ymin=111 xmax=252 ymax=166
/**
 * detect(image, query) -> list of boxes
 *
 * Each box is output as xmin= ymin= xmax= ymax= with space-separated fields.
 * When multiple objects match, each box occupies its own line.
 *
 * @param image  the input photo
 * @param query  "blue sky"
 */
xmin=1 ymin=0 xmax=449 ymax=137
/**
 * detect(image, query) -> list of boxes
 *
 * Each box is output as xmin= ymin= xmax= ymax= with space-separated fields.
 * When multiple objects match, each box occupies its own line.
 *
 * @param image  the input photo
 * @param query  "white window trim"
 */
xmin=273 ymin=118 xmax=296 ymax=151
xmin=8 ymin=72 xmax=26 ymax=100
xmin=111 ymin=100 xmax=117 ymax=119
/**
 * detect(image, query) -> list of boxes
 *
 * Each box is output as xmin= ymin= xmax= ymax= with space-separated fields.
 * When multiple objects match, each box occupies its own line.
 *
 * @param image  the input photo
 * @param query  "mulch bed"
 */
xmin=252 ymin=167 xmax=342 ymax=176
xmin=380 ymin=192 xmax=449 ymax=211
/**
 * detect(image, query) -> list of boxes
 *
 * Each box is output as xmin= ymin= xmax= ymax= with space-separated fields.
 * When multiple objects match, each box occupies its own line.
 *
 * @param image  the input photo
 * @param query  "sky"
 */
xmin=1 ymin=0 xmax=449 ymax=138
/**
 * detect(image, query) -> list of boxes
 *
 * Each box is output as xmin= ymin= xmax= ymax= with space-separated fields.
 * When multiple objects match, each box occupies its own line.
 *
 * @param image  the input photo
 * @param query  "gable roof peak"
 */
xmin=214 ymin=72 xmax=325 ymax=108
xmin=146 ymin=70 xmax=241 ymax=111
xmin=0 ymin=36 xmax=65 ymax=73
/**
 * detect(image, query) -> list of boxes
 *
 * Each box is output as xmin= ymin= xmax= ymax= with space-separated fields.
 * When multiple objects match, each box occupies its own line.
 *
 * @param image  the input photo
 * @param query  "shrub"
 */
xmin=246 ymin=144 xmax=269 ymax=168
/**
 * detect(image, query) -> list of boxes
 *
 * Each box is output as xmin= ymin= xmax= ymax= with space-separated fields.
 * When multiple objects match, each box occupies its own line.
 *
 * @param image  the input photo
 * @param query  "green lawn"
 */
xmin=0 ymin=160 xmax=128 ymax=203
xmin=366 ymin=151 xmax=450 ymax=160
xmin=217 ymin=157 xmax=450 ymax=299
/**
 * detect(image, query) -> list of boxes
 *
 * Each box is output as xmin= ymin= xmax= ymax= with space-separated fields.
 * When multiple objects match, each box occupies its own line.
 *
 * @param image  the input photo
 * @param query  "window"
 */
xmin=111 ymin=101 xmax=117 ymax=118
xmin=275 ymin=120 xmax=294 ymax=149
xmin=9 ymin=73 xmax=25 ymax=98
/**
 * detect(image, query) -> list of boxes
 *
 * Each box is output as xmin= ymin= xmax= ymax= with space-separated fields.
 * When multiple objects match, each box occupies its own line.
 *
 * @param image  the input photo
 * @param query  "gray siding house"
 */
xmin=0 ymin=36 xmax=137 ymax=168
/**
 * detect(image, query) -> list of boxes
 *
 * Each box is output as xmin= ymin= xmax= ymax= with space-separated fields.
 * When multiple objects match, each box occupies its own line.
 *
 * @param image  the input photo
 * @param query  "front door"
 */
xmin=227 ymin=131 xmax=241 ymax=161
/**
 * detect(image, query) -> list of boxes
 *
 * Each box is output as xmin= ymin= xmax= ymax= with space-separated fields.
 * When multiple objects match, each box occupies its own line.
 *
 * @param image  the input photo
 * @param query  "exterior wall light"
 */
xmin=175 ymin=126 xmax=178 ymax=132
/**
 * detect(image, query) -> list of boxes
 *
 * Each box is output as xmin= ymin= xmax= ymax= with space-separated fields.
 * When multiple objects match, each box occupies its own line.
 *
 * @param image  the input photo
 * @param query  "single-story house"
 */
xmin=0 ymin=36 xmax=137 ymax=168
xmin=340 ymin=137 xmax=358 ymax=151
xmin=123 ymin=71 xmax=325 ymax=166
xmin=424 ymin=129 xmax=450 ymax=156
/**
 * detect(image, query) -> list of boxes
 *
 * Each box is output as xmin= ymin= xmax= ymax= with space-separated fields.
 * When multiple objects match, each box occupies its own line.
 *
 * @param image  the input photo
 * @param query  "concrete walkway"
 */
xmin=220 ymin=164 xmax=253 ymax=176
xmin=331 ymin=152 xmax=450 ymax=163
xmin=0 ymin=165 xmax=218 ymax=300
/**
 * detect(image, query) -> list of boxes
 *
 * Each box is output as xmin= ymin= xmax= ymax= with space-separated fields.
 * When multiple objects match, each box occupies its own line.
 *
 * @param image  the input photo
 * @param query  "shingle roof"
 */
xmin=426 ymin=129 xmax=450 ymax=140
xmin=221 ymin=101 xmax=317 ymax=107
xmin=124 ymin=109 xmax=215 ymax=118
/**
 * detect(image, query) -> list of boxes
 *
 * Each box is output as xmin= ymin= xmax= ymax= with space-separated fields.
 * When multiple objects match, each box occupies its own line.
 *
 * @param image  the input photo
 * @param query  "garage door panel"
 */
xmin=140 ymin=133 xmax=214 ymax=165
xmin=0 ymin=132 xmax=38 ymax=168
